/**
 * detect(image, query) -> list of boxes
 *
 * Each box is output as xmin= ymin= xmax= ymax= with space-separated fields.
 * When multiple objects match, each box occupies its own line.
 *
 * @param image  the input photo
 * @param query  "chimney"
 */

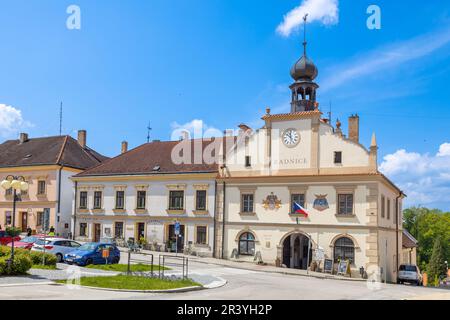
xmin=19 ymin=133 xmax=29 ymax=144
xmin=121 ymin=141 xmax=128 ymax=154
xmin=348 ymin=114 xmax=360 ymax=143
xmin=78 ymin=130 xmax=87 ymax=148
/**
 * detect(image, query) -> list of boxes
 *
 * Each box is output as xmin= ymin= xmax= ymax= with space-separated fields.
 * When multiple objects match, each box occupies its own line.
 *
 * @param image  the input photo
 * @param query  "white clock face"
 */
xmin=282 ymin=129 xmax=300 ymax=147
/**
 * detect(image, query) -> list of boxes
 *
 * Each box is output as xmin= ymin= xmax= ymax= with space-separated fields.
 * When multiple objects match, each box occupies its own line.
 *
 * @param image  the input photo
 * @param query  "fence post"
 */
xmin=127 ymin=250 xmax=131 ymax=275
xmin=151 ymin=254 xmax=154 ymax=277
xmin=186 ymin=257 xmax=189 ymax=279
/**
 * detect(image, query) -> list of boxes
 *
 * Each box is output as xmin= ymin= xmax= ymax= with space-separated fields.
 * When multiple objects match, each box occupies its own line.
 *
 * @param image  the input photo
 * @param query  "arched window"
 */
xmin=239 ymin=232 xmax=255 ymax=256
xmin=334 ymin=237 xmax=355 ymax=263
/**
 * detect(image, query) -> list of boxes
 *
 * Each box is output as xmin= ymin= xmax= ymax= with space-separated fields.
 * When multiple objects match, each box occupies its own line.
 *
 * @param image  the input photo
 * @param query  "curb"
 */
xmin=51 ymin=282 xmax=205 ymax=293
xmin=0 ymin=281 xmax=55 ymax=288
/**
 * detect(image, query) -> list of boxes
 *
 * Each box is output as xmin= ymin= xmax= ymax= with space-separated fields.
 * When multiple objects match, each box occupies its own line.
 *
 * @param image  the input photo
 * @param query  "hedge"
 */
xmin=0 ymin=246 xmax=57 ymax=275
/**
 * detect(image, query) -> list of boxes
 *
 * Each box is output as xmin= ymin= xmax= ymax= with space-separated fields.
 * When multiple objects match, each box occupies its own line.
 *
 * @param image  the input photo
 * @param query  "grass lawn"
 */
xmin=56 ymin=275 xmax=200 ymax=290
xmin=85 ymin=263 xmax=170 ymax=272
xmin=31 ymin=264 xmax=57 ymax=270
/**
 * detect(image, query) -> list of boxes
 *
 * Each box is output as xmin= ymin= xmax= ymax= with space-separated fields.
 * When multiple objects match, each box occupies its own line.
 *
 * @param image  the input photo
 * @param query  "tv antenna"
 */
xmin=147 ymin=122 xmax=152 ymax=143
xmin=59 ymin=102 xmax=63 ymax=136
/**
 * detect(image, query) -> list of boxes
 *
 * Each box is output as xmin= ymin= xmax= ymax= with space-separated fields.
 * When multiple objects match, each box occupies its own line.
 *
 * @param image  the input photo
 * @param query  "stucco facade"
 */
xmin=215 ymin=109 xmax=404 ymax=282
xmin=0 ymin=165 xmax=82 ymax=238
xmin=72 ymin=174 xmax=217 ymax=257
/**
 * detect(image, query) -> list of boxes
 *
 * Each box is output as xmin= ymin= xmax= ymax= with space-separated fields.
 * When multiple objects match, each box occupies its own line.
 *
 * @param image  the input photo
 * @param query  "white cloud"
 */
xmin=170 ymin=119 xmax=223 ymax=140
xmin=438 ymin=143 xmax=450 ymax=157
xmin=277 ymin=0 xmax=339 ymax=37
xmin=379 ymin=143 xmax=450 ymax=209
xmin=321 ymin=27 xmax=450 ymax=92
xmin=0 ymin=104 xmax=31 ymax=138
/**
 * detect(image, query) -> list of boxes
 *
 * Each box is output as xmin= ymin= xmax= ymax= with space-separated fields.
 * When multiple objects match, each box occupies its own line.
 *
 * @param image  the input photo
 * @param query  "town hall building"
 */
xmin=213 ymin=35 xmax=405 ymax=283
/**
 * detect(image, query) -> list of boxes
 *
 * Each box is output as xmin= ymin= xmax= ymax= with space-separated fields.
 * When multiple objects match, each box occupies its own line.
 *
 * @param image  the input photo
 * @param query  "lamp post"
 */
xmin=1 ymin=175 xmax=29 ymax=266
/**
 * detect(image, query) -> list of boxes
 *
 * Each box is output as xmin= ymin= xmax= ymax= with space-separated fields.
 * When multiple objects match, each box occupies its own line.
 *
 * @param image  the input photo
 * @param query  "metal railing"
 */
xmin=126 ymin=251 xmax=154 ymax=276
xmin=158 ymin=255 xmax=189 ymax=279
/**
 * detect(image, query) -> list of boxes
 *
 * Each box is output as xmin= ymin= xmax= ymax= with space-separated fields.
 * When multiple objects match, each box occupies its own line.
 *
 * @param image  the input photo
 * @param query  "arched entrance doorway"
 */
xmin=282 ymin=233 xmax=312 ymax=270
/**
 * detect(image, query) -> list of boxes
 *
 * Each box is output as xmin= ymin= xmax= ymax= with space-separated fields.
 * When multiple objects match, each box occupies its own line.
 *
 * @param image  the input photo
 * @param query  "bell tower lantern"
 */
xmin=290 ymin=14 xmax=319 ymax=113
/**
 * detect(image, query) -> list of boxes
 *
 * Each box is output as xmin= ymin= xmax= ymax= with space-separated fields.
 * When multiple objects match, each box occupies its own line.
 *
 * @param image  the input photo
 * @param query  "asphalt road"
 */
xmin=0 ymin=259 xmax=448 ymax=300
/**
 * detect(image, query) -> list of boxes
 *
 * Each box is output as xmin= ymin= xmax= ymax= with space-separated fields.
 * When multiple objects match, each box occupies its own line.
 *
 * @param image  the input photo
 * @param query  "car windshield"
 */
xmin=22 ymin=236 xmax=38 ymax=243
xmin=77 ymin=243 xmax=98 ymax=251
xmin=400 ymin=265 xmax=417 ymax=272
xmin=35 ymin=239 xmax=52 ymax=245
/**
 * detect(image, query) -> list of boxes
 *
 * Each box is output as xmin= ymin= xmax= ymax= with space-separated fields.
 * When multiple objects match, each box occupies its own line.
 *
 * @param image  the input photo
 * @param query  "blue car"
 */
xmin=64 ymin=242 xmax=121 ymax=266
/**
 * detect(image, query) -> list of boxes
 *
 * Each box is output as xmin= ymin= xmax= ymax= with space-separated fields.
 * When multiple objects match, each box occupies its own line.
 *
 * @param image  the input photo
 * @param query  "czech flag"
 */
xmin=293 ymin=202 xmax=309 ymax=217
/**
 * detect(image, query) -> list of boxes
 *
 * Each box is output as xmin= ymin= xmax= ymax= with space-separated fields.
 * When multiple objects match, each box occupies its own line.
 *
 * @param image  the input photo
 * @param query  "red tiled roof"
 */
xmin=0 ymin=136 xmax=108 ymax=170
xmin=76 ymin=139 xmax=220 ymax=177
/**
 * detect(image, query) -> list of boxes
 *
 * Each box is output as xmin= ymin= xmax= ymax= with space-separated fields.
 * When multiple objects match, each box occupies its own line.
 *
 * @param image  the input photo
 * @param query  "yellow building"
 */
xmin=213 ymin=39 xmax=406 ymax=283
xmin=0 ymin=131 xmax=107 ymax=237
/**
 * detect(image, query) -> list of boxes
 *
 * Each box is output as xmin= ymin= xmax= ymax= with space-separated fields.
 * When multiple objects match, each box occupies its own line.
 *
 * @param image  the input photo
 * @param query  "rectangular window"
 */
xmin=196 ymin=190 xmax=207 ymax=211
xmin=136 ymin=191 xmax=146 ymax=209
xmin=93 ymin=191 xmax=102 ymax=209
xmin=115 ymin=191 xmax=125 ymax=209
xmin=79 ymin=223 xmax=87 ymax=237
xmin=114 ymin=222 xmax=124 ymax=239
xmin=291 ymin=194 xmax=305 ymax=213
xmin=242 ymin=194 xmax=254 ymax=213
xmin=5 ymin=211 xmax=12 ymax=225
xmin=5 ymin=188 xmax=12 ymax=196
xmin=196 ymin=226 xmax=207 ymax=245
xmin=37 ymin=181 xmax=46 ymax=195
xmin=334 ymin=151 xmax=342 ymax=164
xmin=169 ymin=191 xmax=184 ymax=210
xmin=245 ymin=156 xmax=252 ymax=167
xmin=338 ymin=194 xmax=354 ymax=215
xmin=37 ymin=212 xmax=44 ymax=227
xmin=79 ymin=191 xmax=88 ymax=209
xmin=387 ymin=199 xmax=391 ymax=220
xmin=381 ymin=195 xmax=385 ymax=218
xmin=21 ymin=188 xmax=28 ymax=196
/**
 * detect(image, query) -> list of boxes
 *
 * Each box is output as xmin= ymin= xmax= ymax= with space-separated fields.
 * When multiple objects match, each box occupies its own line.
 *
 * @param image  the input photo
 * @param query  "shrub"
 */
xmin=0 ymin=254 xmax=32 ymax=276
xmin=5 ymin=227 xmax=21 ymax=237
xmin=29 ymin=251 xmax=57 ymax=267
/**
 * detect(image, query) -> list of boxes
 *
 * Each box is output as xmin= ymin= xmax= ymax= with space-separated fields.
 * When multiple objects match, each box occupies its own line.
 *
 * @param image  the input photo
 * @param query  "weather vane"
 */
xmin=303 ymin=13 xmax=309 ymax=56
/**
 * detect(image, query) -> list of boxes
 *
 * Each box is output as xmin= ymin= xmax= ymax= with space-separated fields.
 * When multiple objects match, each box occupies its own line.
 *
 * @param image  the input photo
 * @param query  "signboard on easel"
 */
xmin=324 ymin=259 xmax=334 ymax=274
xmin=337 ymin=260 xmax=351 ymax=277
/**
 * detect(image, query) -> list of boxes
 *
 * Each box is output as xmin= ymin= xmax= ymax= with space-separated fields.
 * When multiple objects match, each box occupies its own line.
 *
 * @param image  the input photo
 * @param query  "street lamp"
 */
xmin=1 ymin=175 xmax=29 ymax=267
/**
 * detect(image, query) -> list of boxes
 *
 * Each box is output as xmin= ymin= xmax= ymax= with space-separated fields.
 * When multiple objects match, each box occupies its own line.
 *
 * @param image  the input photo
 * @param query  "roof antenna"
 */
xmin=328 ymin=101 xmax=332 ymax=123
xmin=59 ymin=102 xmax=63 ymax=136
xmin=147 ymin=122 xmax=152 ymax=143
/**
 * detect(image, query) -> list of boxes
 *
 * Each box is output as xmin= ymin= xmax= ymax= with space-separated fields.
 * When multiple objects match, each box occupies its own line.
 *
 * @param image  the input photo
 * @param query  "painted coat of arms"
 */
xmin=313 ymin=194 xmax=329 ymax=211
xmin=262 ymin=193 xmax=282 ymax=211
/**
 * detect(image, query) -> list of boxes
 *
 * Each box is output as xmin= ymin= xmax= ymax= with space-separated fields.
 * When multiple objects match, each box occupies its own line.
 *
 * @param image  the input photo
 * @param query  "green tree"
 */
xmin=402 ymin=207 xmax=450 ymax=270
xmin=427 ymin=237 xmax=447 ymax=286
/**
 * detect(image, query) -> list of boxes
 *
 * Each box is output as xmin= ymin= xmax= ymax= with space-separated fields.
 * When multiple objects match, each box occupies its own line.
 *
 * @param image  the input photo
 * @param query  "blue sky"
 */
xmin=1 ymin=0 xmax=450 ymax=210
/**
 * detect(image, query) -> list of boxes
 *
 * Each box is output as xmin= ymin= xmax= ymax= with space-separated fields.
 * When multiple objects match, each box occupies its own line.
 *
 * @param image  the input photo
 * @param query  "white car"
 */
xmin=32 ymin=238 xmax=82 ymax=263
xmin=398 ymin=264 xmax=423 ymax=286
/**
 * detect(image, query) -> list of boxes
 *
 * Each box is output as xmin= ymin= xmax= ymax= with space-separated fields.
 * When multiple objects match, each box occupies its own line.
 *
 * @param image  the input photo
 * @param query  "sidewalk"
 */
xmin=124 ymin=248 xmax=365 ymax=282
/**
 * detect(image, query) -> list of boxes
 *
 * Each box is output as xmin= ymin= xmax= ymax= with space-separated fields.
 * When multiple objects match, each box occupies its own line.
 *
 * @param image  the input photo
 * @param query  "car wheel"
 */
xmin=113 ymin=257 xmax=120 ymax=264
xmin=397 ymin=279 xmax=402 ymax=285
xmin=85 ymin=258 xmax=93 ymax=266
xmin=56 ymin=254 xmax=63 ymax=263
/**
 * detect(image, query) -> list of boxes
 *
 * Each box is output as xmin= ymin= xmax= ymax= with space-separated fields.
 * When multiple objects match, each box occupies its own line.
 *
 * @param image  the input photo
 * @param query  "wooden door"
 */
xmin=21 ymin=212 xmax=28 ymax=232
xmin=94 ymin=224 xmax=101 ymax=242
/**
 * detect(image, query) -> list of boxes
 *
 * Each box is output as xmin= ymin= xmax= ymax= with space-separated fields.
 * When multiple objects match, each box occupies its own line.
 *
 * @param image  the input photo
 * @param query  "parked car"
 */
xmin=7 ymin=234 xmax=54 ymax=250
xmin=64 ymin=242 xmax=121 ymax=266
xmin=0 ymin=230 xmax=21 ymax=246
xmin=32 ymin=238 xmax=82 ymax=262
xmin=398 ymin=264 xmax=423 ymax=286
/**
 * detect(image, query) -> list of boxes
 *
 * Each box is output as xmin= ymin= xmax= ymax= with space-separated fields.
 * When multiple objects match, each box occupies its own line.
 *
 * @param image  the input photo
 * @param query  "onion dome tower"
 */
xmin=290 ymin=14 xmax=319 ymax=113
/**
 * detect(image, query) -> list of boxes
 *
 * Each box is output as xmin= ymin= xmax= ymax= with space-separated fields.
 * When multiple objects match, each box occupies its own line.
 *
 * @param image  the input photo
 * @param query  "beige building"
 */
xmin=0 ymin=131 xmax=107 ymax=237
xmin=72 ymin=140 xmax=218 ymax=257
xmin=214 ymin=40 xmax=405 ymax=283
